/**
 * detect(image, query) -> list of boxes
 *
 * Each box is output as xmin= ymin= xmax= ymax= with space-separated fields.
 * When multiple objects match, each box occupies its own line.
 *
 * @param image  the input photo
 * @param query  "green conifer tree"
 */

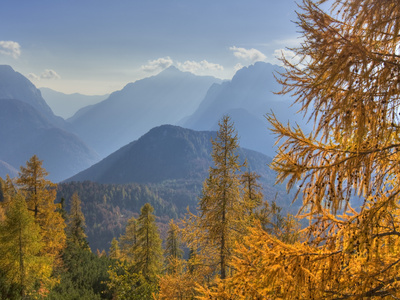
xmin=66 ymin=192 xmax=88 ymax=249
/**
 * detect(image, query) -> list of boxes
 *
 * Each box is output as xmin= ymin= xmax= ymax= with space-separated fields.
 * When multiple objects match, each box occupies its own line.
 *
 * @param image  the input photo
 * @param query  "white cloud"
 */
xmin=27 ymin=69 xmax=61 ymax=81
xmin=0 ymin=41 xmax=21 ymax=59
xmin=141 ymin=57 xmax=173 ymax=72
xmin=230 ymin=46 xmax=266 ymax=63
xmin=40 ymin=69 xmax=61 ymax=79
xmin=28 ymin=73 xmax=40 ymax=81
xmin=177 ymin=60 xmax=224 ymax=73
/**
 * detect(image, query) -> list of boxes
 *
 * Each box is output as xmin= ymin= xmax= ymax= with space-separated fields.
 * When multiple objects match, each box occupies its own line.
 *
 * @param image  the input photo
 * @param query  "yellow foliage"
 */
xmin=194 ymin=0 xmax=400 ymax=298
xmin=16 ymin=155 xmax=66 ymax=267
xmin=235 ymin=0 xmax=400 ymax=298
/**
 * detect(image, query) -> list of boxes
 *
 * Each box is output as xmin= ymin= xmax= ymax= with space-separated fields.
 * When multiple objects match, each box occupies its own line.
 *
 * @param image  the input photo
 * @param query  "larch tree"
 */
xmin=0 ymin=176 xmax=15 ymax=223
xmin=16 ymin=155 xmax=66 ymax=266
xmin=0 ymin=193 xmax=51 ymax=298
xmin=164 ymin=219 xmax=183 ymax=274
xmin=134 ymin=203 xmax=163 ymax=281
xmin=240 ymin=170 xmax=264 ymax=226
xmin=119 ymin=216 xmax=138 ymax=263
xmin=17 ymin=155 xmax=54 ymax=218
xmin=201 ymin=0 xmax=400 ymax=299
xmin=184 ymin=115 xmax=247 ymax=284
xmin=0 ymin=175 xmax=16 ymax=205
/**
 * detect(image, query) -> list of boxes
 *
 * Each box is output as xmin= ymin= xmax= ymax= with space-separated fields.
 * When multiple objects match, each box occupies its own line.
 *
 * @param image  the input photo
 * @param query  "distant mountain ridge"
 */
xmin=68 ymin=66 xmax=221 ymax=158
xmin=66 ymin=124 xmax=277 ymax=189
xmin=40 ymin=87 xmax=108 ymax=119
xmin=67 ymin=125 xmax=215 ymax=183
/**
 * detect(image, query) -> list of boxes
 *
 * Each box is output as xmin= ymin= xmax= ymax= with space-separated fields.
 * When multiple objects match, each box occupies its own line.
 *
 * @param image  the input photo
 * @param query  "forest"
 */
xmin=1 ymin=0 xmax=400 ymax=298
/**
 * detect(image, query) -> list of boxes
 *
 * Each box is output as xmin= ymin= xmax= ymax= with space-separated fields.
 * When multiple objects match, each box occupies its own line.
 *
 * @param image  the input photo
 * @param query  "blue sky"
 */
xmin=0 ymin=0 xmax=301 ymax=94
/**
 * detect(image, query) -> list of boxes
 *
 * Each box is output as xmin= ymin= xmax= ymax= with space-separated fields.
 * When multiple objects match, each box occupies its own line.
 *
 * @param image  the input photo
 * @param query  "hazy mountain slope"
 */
xmin=182 ymin=62 xmax=311 ymax=157
xmin=66 ymin=125 xmax=280 ymax=196
xmin=66 ymin=125 xmax=215 ymax=184
xmin=68 ymin=67 xmax=221 ymax=158
xmin=0 ymin=99 xmax=99 ymax=182
xmin=40 ymin=87 xmax=108 ymax=119
xmin=0 ymin=65 xmax=66 ymax=128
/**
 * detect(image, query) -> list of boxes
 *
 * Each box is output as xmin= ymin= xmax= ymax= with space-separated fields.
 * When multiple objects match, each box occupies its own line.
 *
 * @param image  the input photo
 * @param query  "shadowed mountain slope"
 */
xmin=0 ymin=98 xmax=99 ymax=182
xmin=65 ymin=124 xmax=276 ymax=185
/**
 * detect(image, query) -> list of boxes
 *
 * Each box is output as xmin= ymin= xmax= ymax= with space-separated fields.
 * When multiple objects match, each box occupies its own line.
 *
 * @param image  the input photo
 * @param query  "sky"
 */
xmin=0 ymin=0 xmax=302 ymax=95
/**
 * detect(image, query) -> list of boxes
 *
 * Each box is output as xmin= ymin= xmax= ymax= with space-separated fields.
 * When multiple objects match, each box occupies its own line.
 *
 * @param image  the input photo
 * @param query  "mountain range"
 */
xmin=0 ymin=62 xmax=308 ymax=184
xmin=66 ymin=62 xmax=309 ymax=160
xmin=68 ymin=67 xmax=221 ymax=158
xmin=0 ymin=65 xmax=66 ymax=129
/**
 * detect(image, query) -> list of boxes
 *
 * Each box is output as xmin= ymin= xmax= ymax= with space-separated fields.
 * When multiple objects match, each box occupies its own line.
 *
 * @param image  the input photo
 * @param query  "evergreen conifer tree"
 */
xmin=66 ymin=192 xmax=88 ymax=249
xmin=107 ymin=204 xmax=162 ymax=299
